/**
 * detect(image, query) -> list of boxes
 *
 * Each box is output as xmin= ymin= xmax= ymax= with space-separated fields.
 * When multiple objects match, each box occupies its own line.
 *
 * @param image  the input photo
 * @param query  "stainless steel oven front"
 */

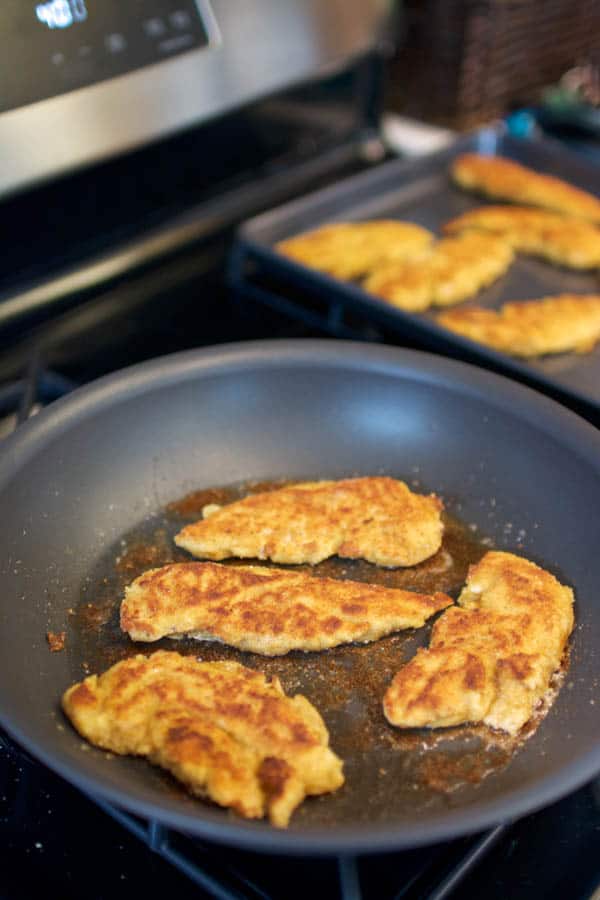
xmin=0 ymin=0 xmax=387 ymax=199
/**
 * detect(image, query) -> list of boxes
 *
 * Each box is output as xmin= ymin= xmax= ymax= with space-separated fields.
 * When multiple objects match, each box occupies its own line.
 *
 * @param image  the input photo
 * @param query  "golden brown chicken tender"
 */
xmin=275 ymin=220 xmax=433 ymax=279
xmin=120 ymin=561 xmax=452 ymax=654
xmin=362 ymin=232 xmax=513 ymax=311
xmin=438 ymin=294 xmax=600 ymax=357
xmin=383 ymin=551 xmax=574 ymax=734
xmin=62 ymin=651 xmax=344 ymax=828
xmin=451 ymin=153 xmax=600 ymax=223
xmin=175 ymin=477 xmax=444 ymax=568
xmin=444 ymin=205 xmax=600 ymax=269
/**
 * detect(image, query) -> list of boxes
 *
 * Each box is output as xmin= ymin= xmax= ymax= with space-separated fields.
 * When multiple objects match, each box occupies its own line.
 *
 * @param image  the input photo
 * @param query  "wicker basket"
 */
xmin=388 ymin=0 xmax=600 ymax=129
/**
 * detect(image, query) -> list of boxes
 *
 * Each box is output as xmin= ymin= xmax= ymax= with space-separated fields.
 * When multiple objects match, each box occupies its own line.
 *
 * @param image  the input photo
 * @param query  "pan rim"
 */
xmin=0 ymin=338 xmax=599 ymax=854
xmin=2 ymin=339 xmax=600 ymax=468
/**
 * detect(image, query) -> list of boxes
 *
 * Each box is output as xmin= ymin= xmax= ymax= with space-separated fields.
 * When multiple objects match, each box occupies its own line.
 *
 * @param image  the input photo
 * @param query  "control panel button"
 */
xmin=105 ymin=33 xmax=127 ymax=53
xmin=143 ymin=18 xmax=166 ymax=38
xmin=51 ymin=52 xmax=65 ymax=65
xmin=170 ymin=10 xmax=192 ymax=29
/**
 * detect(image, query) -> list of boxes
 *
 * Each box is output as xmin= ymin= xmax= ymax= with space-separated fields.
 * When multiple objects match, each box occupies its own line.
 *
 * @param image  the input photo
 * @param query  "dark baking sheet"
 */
xmin=236 ymin=126 xmax=600 ymax=412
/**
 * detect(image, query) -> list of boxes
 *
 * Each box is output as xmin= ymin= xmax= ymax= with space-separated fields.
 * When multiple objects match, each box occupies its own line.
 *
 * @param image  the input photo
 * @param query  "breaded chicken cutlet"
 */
xmin=175 ymin=477 xmax=444 ymax=568
xmin=120 ymin=561 xmax=452 ymax=654
xmin=362 ymin=232 xmax=513 ymax=311
xmin=384 ymin=551 xmax=574 ymax=734
xmin=276 ymin=220 xmax=433 ymax=279
xmin=438 ymin=294 xmax=600 ymax=357
xmin=451 ymin=153 xmax=600 ymax=223
xmin=444 ymin=205 xmax=600 ymax=269
xmin=62 ymin=650 xmax=344 ymax=828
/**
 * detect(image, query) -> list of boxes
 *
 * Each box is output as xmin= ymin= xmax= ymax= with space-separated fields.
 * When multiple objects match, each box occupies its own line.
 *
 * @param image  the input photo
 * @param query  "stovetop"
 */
xmin=1 ymin=87 xmax=600 ymax=896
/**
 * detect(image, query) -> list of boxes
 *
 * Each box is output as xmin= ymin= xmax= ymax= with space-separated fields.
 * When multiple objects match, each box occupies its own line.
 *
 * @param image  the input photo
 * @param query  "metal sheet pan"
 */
xmin=236 ymin=126 xmax=600 ymax=414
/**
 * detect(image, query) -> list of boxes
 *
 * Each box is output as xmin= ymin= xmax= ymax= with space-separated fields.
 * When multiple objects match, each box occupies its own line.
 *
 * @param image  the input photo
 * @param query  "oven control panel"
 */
xmin=0 ymin=0 xmax=385 ymax=200
xmin=2 ymin=1 xmax=212 ymax=113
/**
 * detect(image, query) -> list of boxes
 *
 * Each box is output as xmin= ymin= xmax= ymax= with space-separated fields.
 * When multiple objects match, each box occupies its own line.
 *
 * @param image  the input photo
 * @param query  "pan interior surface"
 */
xmin=0 ymin=340 xmax=598 ymax=854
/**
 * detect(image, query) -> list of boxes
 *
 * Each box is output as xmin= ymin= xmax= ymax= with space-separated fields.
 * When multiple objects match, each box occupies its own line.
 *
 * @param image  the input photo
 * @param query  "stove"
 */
xmin=2 ymin=201 xmax=599 ymax=900
xmin=1 ymin=3 xmax=599 ymax=897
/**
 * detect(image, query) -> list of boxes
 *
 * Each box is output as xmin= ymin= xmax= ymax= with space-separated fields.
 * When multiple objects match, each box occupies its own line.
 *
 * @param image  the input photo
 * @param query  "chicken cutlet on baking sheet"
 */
xmin=437 ymin=294 xmax=600 ymax=357
xmin=362 ymin=232 xmax=513 ymax=311
xmin=62 ymin=650 xmax=344 ymax=828
xmin=175 ymin=477 xmax=444 ymax=568
xmin=451 ymin=153 xmax=600 ymax=223
xmin=120 ymin=561 xmax=452 ymax=654
xmin=275 ymin=220 xmax=433 ymax=279
xmin=384 ymin=551 xmax=574 ymax=734
xmin=444 ymin=205 xmax=600 ymax=270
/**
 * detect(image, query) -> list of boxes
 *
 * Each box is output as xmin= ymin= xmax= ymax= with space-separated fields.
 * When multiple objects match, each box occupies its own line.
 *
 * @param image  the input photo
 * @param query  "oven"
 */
xmin=1 ymin=3 xmax=599 ymax=898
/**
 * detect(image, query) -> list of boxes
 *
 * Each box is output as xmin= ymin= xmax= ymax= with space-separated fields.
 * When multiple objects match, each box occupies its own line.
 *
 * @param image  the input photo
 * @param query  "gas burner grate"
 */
xmin=88 ymin=790 xmax=509 ymax=900
xmin=0 ymin=352 xmax=77 ymax=438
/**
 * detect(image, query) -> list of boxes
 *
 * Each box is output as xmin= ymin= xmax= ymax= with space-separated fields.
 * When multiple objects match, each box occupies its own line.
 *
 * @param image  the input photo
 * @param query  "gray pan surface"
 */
xmin=0 ymin=340 xmax=599 ymax=855
xmin=237 ymin=127 xmax=600 ymax=412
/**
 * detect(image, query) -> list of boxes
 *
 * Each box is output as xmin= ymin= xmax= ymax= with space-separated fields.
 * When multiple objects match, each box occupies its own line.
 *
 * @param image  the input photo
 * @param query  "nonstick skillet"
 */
xmin=0 ymin=339 xmax=598 ymax=855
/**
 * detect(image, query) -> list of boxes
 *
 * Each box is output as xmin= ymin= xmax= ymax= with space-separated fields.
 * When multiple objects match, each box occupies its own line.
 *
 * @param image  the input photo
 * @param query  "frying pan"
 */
xmin=0 ymin=339 xmax=599 ymax=855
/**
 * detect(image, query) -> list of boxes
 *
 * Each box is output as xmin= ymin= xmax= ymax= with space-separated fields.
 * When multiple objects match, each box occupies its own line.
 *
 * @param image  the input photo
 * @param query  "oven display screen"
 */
xmin=1 ymin=1 xmax=210 ymax=114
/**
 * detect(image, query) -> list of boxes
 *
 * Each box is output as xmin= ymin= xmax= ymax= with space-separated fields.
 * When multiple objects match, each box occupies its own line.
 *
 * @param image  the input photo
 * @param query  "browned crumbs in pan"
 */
xmin=47 ymin=631 xmax=66 ymax=652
